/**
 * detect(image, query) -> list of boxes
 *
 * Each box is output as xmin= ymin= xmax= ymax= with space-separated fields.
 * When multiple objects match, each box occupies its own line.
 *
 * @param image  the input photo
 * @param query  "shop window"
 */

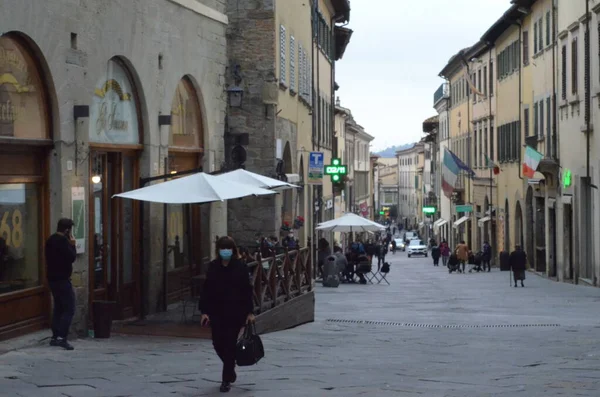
xmin=170 ymin=77 xmax=203 ymax=150
xmin=0 ymin=36 xmax=49 ymax=140
xmin=0 ymin=184 xmax=40 ymax=294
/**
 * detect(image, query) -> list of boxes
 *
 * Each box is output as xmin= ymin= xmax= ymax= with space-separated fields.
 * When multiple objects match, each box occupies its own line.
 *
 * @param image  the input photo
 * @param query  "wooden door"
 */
xmin=89 ymin=151 xmax=140 ymax=322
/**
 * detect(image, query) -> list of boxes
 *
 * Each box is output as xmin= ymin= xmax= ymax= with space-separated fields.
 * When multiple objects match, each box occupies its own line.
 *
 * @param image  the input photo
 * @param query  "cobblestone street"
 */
xmin=3 ymin=253 xmax=600 ymax=396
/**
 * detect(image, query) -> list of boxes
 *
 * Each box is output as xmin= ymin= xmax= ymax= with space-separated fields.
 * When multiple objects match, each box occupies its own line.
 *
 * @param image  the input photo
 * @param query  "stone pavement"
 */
xmin=2 ymin=253 xmax=600 ymax=396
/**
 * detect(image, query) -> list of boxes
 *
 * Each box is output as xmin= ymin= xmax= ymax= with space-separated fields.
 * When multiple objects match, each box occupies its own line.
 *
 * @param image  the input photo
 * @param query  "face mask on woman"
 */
xmin=219 ymin=249 xmax=233 ymax=260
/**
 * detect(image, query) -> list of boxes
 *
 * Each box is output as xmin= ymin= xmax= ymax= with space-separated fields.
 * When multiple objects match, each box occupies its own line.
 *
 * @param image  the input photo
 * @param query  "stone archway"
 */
xmin=281 ymin=142 xmax=293 ymax=232
xmin=504 ymin=199 xmax=510 ymax=252
xmin=525 ymin=186 xmax=535 ymax=270
xmin=515 ymin=201 xmax=524 ymax=249
xmin=483 ymin=196 xmax=490 ymax=244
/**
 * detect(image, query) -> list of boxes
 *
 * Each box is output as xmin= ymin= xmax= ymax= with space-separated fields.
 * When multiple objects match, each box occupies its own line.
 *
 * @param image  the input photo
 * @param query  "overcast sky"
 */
xmin=335 ymin=0 xmax=512 ymax=152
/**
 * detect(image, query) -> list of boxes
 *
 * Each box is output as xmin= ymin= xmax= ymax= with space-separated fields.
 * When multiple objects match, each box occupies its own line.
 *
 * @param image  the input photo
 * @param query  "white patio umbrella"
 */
xmin=113 ymin=172 xmax=276 ymax=204
xmin=218 ymin=169 xmax=299 ymax=190
xmin=315 ymin=213 xmax=386 ymax=233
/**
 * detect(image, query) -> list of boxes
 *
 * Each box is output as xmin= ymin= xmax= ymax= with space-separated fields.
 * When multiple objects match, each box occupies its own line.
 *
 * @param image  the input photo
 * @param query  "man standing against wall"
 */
xmin=46 ymin=218 xmax=77 ymax=350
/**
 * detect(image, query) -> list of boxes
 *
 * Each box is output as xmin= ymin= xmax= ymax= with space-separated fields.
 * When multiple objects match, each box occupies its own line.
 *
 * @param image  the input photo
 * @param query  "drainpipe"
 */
xmin=310 ymin=0 xmax=317 ymax=275
xmin=517 ymin=20 xmax=524 ymax=181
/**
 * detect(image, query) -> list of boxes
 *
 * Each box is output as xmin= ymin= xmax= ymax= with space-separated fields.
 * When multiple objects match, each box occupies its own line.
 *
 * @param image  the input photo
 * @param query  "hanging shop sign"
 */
xmin=90 ymin=60 xmax=139 ymax=145
xmin=71 ymin=187 xmax=85 ymax=254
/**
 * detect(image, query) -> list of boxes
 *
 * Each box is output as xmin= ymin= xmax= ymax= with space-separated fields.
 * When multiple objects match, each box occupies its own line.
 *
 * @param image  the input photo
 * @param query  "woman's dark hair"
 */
xmin=215 ymin=236 xmax=239 ymax=259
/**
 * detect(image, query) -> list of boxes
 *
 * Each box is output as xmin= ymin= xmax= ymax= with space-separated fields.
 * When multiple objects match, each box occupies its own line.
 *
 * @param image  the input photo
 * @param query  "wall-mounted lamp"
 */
xmin=91 ymin=175 xmax=101 ymax=184
xmin=227 ymin=64 xmax=244 ymax=108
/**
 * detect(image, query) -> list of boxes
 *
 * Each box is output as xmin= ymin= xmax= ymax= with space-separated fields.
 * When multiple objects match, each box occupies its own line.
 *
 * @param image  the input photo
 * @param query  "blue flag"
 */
xmin=447 ymin=149 xmax=475 ymax=178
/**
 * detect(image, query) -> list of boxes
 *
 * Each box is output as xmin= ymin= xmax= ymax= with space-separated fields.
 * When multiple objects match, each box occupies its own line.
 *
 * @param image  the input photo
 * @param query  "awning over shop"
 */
xmin=418 ymin=222 xmax=425 ymax=229
xmin=433 ymin=218 xmax=447 ymax=228
xmin=453 ymin=215 xmax=470 ymax=228
xmin=433 ymin=218 xmax=447 ymax=232
xmin=478 ymin=216 xmax=491 ymax=226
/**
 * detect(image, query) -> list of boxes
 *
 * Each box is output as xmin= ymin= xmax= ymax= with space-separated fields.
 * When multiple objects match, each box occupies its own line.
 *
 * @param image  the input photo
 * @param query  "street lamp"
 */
xmin=227 ymin=85 xmax=244 ymax=108
xmin=227 ymin=64 xmax=244 ymax=108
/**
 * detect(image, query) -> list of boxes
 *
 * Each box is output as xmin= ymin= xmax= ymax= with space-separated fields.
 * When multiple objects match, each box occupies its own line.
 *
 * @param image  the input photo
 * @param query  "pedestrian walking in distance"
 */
xmin=509 ymin=244 xmax=527 ymax=288
xmin=440 ymin=240 xmax=450 ymax=268
xmin=46 ymin=218 xmax=77 ymax=350
xmin=455 ymin=240 xmax=469 ymax=274
xmin=200 ymin=236 xmax=255 ymax=393
xmin=431 ymin=242 xmax=441 ymax=266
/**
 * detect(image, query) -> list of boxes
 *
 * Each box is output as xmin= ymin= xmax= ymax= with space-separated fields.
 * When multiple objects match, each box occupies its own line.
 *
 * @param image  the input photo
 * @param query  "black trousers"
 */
xmin=211 ymin=316 xmax=244 ymax=382
xmin=49 ymin=280 xmax=75 ymax=339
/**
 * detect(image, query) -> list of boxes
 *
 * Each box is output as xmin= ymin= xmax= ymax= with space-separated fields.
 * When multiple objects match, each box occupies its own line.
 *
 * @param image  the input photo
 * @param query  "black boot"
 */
xmin=521 ymin=281 xmax=525 ymax=287
xmin=220 ymin=381 xmax=231 ymax=392
xmin=514 ymin=283 xmax=517 ymax=287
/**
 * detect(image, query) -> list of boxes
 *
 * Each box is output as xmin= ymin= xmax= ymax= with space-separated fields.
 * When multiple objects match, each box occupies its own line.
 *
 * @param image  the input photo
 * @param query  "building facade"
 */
xmin=345 ymin=117 xmax=374 ymax=219
xmin=396 ymin=144 xmax=419 ymax=229
xmin=0 ymin=0 xmax=228 ymax=340
xmin=440 ymin=49 xmax=472 ymax=247
xmin=433 ymin=83 xmax=452 ymax=242
xmin=375 ymin=157 xmax=399 ymax=221
xmin=556 ymin=0 xmax=598 ymax=285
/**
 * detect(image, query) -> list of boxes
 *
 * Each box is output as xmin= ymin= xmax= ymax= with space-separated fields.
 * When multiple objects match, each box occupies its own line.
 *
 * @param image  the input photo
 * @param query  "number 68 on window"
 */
xmin=0 ymin=210 xmax=23 ymax=249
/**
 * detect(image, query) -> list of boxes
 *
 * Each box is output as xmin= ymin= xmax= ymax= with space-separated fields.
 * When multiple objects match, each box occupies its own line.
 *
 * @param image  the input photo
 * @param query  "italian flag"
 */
xmin=522 ymin=146 xmax=543 ymax=179
xmin=442 ymin=148 xmax=459 ymax=199
xmin=485 ymin=154 xmax=500 ymax=175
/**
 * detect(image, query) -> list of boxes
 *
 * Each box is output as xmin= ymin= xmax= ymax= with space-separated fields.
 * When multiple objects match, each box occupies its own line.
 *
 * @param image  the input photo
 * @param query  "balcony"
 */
xmin=433 ymin=83 xmax=449 ymax=106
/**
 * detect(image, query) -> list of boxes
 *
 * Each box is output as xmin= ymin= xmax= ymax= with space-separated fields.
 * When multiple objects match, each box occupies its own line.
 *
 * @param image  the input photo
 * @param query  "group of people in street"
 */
xmin=428 ymin=237 xmax=527 ymax=287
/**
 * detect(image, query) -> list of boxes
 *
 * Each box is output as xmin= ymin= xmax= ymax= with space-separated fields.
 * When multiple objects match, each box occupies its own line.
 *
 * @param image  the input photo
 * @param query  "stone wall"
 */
xmin=0 ymin=0 xmax=228 ymax=335
xmin=225 ymin=0 xmax=283 ymax=246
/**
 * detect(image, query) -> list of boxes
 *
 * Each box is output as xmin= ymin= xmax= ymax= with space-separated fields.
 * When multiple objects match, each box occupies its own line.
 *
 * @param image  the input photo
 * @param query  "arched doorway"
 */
xmin=504 ymin=199 xmax=510 ymax=252
xmin=515 ymin=201 xmax=523 ymax=249
xmin=165 ymin=76 xmax=207 ymax=305
xmin=88 ymin=56 xmax=144 ymax=320
xmin=483 ymin=196 xmax=490 ymax=244
xmin=525 ymin=186 xmax=534 ymax=270
xmin=281 ymin=142 xmax=293 ymax=234
xmin=0 ymin=33 xmax=54 ymax=339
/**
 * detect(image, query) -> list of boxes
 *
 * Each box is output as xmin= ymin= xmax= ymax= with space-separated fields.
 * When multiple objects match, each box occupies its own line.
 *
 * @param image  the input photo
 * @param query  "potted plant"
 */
xmin=293 ymin=216 xmax=305 ymax=229
xmin=280 ymin=221 xmax=292 ymax=232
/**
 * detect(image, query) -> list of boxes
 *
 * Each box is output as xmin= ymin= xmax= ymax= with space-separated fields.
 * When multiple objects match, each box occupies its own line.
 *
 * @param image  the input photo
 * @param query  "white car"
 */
xmin=407 ymin=239 xmax=428 ymax=258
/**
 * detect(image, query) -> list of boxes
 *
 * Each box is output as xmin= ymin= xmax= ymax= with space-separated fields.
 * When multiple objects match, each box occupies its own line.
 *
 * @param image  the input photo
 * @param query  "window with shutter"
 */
xmin=534 ymin=21 xmax=538 ymax=54
xmin=483 ymin=66 xmax=487 ymax=96
xmin=298 ymin=44 xmax=304 ymax=99
xmin=546 ymin=97 xmax=551 ymax=151
xmin=289 ymin=36 xmax=296 ymax=93
xmin=490 ymin=119 xmax=495 ymax=161
xmin=279 ymin=25 xmax=286 ymax=86
xmin=572 ymin=38 xmax=578 ymax=95
xmin=546 ymin=11 xmax=551 ymax=47
xmin=523 ymin=31 xmax=529 ymax=65
xmin=562 ymin=45 xmax=567 ymax=99
xmin=474 ymin=123 xmax=478 ymax=166
xmin=489 ymin=61 xmax=494 ymax=95
xmin=585 ymin=29 xmax=590 ymax=118
xmin=524 ymin=107 xmax=530 ymax=136
xmin=538 ymin=18 xmax=544 ymax=52
xmin=539 ymin=100 xmax=544 ymax=140
xmin=534 ymin=102 xmax=539 ymax=137
xmin=484 ymin=124 xmax=488 ymax=161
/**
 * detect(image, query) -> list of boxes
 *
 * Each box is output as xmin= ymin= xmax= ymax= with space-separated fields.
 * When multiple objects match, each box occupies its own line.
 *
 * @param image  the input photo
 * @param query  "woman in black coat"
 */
xmin=509 ymin=245 xmax=527 ymax=287
xmin=200 ymin=236 xmax=255 ymax=393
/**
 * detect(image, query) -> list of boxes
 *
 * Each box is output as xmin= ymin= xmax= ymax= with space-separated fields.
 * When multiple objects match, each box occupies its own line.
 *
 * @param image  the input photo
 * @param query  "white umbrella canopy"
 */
xmin=113 ymin=172 xmax=276 ymax=204
xmin=316 ymin=213 xmax=386 ymax=232
xmin=218 ymin=169 xmax=299 ymax=190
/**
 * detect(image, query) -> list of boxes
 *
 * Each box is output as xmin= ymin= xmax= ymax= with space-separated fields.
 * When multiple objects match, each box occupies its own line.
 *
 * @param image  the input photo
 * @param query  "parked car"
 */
xmin=407 ymin=239 xmax=428 ymax=258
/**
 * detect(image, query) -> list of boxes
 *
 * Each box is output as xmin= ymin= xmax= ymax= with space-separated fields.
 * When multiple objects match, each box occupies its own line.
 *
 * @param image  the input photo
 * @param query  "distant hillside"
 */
xmin=374 ymin=143 xmax=415 ymax=158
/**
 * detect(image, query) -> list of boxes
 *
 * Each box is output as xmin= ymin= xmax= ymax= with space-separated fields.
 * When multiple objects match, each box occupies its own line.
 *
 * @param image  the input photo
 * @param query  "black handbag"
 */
xmin=235 ymin=323 xmax=264 ymax=366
